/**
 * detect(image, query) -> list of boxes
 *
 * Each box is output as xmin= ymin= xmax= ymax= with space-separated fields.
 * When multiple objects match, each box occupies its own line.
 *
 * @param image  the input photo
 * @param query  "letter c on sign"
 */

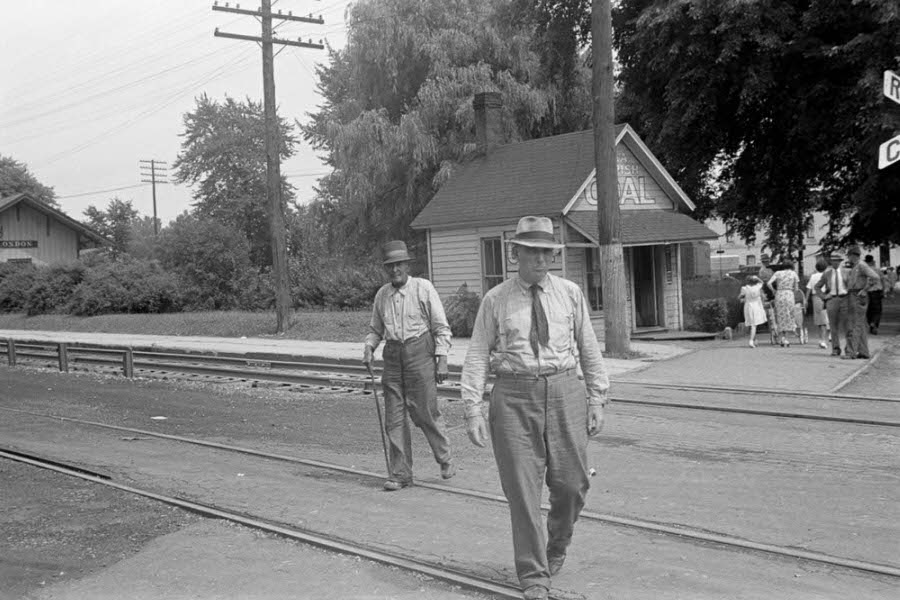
xmin=890 ymin=139 xmax=900 ymax=163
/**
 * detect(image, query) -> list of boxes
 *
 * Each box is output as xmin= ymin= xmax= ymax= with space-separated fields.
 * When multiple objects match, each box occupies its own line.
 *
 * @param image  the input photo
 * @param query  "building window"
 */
xmin=481 ymin=237 xmax=504 ymax=292
xmin=746 ymin=254 xmax=757 ymax=266
xmin=725 ymin=228 xmax=734 ymax=243
xmin=586 ymin=248 xmax=603 ymax=311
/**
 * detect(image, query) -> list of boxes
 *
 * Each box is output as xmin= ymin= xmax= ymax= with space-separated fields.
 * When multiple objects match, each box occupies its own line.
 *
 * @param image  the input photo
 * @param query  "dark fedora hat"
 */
xmin=382 ymin=240 xmax=412 ymax=264
xmin=507 ymin=216 xmax=563 ymax=249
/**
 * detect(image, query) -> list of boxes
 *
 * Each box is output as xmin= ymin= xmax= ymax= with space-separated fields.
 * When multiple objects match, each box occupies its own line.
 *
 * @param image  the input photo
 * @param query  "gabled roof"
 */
xmin=0 ymin=193 xmax=110 ymax=244
xmin=411 ymin=124 xmax=694 ymax=230
xmin=566 ymin=210 xmax=718 ymax=247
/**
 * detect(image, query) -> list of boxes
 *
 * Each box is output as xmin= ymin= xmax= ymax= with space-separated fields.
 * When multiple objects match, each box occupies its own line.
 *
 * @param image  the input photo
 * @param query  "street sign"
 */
xmin=878 ymin=133 xmax=900 ymax=169
xmin=885 ymin=70 xmax=900 ymax=105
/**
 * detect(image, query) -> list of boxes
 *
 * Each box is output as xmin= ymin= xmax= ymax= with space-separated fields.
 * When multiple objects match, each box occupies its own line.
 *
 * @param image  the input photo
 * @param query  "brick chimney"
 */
xmin=473 ymin=91 xmax=503 ymax=155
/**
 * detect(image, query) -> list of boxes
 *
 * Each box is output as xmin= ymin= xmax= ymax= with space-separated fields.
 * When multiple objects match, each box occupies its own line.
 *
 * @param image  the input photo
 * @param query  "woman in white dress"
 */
xmin=739 ymin=275 xmax=767 ymax=348
xmin=806 ymin=258 xmax=830 ymax=348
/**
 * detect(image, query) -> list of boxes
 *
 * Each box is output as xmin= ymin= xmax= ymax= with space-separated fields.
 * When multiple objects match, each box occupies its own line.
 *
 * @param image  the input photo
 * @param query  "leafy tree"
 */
xmin=0 ymin=155 xmax=57 ymax=207
xmin=83 ymin=198 xmax=139 ymax=256
xmin=301 ymin=0 xmax=592 ymax=260
xmin=612 ymin=0 xmax=900 ymax=255
xmin=173 ymin=94 xmax=297 ymax=268
xmin=155 ymin=212 xmax=260 ymax=310
xmin=126 ymin=215 xmax=162 ymax=261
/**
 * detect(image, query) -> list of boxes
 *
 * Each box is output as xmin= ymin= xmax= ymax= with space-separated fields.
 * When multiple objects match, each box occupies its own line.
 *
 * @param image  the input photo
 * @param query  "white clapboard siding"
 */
xmin=0 ymin=204 xmax=79 ymax=265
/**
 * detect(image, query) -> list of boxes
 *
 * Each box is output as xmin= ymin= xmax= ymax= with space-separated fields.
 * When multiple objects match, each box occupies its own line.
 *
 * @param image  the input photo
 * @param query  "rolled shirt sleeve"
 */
xmin=364 ymin=286 xmax=387 ymax=351
xmin=423 ymin=279 xmax=452 ymax=356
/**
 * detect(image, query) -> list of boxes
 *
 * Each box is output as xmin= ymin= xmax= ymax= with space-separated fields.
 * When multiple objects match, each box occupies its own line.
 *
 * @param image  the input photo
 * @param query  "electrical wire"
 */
xmin=57 ymin=183 xmax=150 ymax=199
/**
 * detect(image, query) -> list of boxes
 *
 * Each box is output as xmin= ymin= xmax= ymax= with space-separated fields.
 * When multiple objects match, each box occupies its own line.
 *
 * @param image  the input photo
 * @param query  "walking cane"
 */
xmin=367 ymin=362 xmax=392 ymax=476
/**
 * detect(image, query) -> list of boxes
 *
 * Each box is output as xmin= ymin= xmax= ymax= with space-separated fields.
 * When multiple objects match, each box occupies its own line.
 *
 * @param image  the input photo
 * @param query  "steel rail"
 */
xmin=8 ymin=348 xmax=900 ymax=428
xmin=4 ymin=405 xmax=900 ymax=579
xmin=0 ymin=448 xmax=527 ymax=600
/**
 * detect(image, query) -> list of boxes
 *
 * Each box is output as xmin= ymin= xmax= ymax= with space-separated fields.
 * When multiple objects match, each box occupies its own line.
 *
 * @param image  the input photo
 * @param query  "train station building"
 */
xmin=0 ymin=193 xmax=108 ymax=266
xmin=411 ymin=92 xmax=717 ymax=334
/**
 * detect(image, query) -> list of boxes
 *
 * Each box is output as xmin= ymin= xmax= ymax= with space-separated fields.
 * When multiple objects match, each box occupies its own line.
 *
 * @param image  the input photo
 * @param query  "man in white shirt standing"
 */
xmin=363 ymin=240 xmax=454 ymax=491
xmin=815 ymin=252 xmax=850 ymax=356
xmin=461 ymin=216 xmax=609 ymax=600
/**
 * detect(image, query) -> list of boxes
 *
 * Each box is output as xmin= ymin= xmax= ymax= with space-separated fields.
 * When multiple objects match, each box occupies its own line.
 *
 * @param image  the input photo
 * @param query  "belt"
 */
xmin=384 ymin=332 xmax=429 ymax=346
xmin=495 ymin=368 xmax=577 ymax=381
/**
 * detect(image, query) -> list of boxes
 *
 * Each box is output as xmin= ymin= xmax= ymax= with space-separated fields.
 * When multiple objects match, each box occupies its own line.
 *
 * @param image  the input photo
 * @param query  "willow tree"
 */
xmin=301 ymin=0 xmax=593 ymax=261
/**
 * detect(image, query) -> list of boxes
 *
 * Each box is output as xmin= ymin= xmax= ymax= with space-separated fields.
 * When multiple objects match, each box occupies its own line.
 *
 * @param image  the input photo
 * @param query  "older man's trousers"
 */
xmin=845 ymin=292 xmax=871 ymax=358
xmin=489 ymin=370 xmax=590 ymax=591
xmin=381 ymin=334 xmax=451 ymax=483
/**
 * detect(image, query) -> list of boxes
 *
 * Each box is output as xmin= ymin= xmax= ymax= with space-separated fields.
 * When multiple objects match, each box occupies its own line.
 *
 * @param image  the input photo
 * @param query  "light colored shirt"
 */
xmin=365 ymin=277 xmax=451 ymax=356
xmin=815 ymin=266 xmax=848 ymax=297
xmin=460 ymin=273 xmax=609 ymax=419
xmin=806 ymin=272 xmax=823 ymax=292
xmin=847 ymin=261 xmax=880 ymax=292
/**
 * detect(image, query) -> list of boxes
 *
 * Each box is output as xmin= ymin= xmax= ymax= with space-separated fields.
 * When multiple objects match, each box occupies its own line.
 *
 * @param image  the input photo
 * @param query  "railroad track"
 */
xmin=4 ymin=339 xmax=899 ymax=428
xmin=2 ymin=404 xmax=900 ymax=581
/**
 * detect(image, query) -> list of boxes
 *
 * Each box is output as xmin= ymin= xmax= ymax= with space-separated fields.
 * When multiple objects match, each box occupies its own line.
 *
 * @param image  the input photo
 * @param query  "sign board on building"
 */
xmin=0 ymin=240 xmax=38 ymax=248
xmin=884 ymin=70 xmax=900 ymax=105
xmin=879 ymin=134 xmax=900 ymax=170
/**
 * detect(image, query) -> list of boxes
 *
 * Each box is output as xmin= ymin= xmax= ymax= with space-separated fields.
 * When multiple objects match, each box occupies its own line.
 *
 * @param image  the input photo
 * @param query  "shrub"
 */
xmin=0 ymin=264 xmax=38 ymax=312
xmin=691 ymin=298 xmax=728 ymax=332
xmin=444 ymin=283 xmax=481 ymax=337
xmin=67 ymin=259 xmax=182 ymax=315
xmin=24 ymin=262 xmax=86 ymax=315
xmin=290 ymin=257 xmax=383 ymax=310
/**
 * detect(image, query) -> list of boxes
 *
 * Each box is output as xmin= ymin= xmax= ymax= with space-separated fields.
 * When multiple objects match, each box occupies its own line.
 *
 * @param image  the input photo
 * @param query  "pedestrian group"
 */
xmin=738 ymin=245 xmax=890 ymax=360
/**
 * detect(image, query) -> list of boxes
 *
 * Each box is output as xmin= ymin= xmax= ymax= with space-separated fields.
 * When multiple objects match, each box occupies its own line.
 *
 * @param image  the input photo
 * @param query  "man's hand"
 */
xmin=587 ymin=405 xmax=605 ymax=437
xmin=858 ymin=290 xmax=867 ymax=298
xmin=363 ymin=346 xmax=374 ymax=371
xmin=466 ymin=415 xmax=488 ymax=448
xmin=435 ymin=355 xmax=449 ymax=384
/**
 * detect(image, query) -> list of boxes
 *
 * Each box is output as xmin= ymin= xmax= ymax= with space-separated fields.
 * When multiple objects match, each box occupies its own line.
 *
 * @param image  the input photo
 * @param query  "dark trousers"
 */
xmin=824 ymin=296 xmax=848 ymax=355
xmin=845 ymin=292 xmax=870 ymax=358
xmin=489 ymin=371 xmax=590 ymax=591
xmin=381 ymin=334 xmax=451 ymax=482
xmin=867 ymin=290 xmax=884 ymax=330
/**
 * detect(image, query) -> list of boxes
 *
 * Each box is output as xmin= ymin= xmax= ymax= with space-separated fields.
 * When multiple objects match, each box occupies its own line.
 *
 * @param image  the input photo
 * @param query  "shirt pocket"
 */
xmin=548 ymin=309 xmax=574 ymax=352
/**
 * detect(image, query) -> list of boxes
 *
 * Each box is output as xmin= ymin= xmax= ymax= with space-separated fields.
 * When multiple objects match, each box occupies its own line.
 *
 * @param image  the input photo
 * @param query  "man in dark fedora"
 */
xmin=461 ymin=216 xmax=609 ymax=600
xmin=843 ymin=246 xmax=879 ymax=359
xmin=863 ymin=254 xmax=885 ymax=335
xmin=363 ymin=240 xmax=455 ymax=491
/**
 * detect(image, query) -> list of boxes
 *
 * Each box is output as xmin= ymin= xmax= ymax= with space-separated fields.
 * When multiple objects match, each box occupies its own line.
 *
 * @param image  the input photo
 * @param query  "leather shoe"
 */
xmin=523 ymin=585 xmax=549 ymax=600
xmin=548 ymin=550 xmax=566 ymax=576
xmin=440 ymin=461 xmax=456 ymax=479
xmin=383 ymin=479 xmax=411 ymax=491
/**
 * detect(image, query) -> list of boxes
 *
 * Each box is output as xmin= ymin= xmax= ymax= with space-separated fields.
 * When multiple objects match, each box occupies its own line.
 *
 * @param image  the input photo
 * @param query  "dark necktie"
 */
xmin=530 ymin=284 xmax=549 ymax=356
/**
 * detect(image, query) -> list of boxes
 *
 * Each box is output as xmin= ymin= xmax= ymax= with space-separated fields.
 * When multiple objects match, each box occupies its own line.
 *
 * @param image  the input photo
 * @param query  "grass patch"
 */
xmin=0 ymin=310 xmax=372 ymax=343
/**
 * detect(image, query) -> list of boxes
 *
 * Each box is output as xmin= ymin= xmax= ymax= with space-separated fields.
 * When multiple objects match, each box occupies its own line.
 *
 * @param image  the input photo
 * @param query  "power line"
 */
xmin=57 ymin=183 xmax=150 ymax=200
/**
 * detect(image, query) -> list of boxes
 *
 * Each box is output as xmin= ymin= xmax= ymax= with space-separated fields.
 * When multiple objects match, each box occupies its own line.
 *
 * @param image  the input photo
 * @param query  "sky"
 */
xmin=0 ymin=0 xmax=353 ymax=227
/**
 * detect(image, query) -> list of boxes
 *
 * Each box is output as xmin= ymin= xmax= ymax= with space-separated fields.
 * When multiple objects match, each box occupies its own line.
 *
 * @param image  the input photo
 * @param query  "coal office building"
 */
xmin=411 ymin=92 xmax=718 ymax=334
xmin=0 ymin=193 xmax=108 ymax=265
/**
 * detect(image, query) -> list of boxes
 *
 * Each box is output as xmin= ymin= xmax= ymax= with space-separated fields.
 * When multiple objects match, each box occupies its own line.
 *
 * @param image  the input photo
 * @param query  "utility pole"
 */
xmin=139 ymin=159 xmax=168 ymax=236
xmin=213 ymin=1 xmax=324 ymax=334
xmin=592 ymin=0 xmax=630 ymax=355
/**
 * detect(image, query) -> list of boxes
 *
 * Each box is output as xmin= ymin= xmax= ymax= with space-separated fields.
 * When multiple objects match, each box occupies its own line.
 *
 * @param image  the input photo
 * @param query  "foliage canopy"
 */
xmin=613 ymin=0 xmax=900 ymax=255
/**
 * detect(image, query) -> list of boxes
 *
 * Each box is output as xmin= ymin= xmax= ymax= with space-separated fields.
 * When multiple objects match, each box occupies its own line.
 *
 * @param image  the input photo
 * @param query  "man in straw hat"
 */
xmin=814 ymin=251 xmax=850 ymax=356
xmin=460 ymin=216 xmax=609 ymax=600
xmin=363 ymin=240 xmax=455 ymax=491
